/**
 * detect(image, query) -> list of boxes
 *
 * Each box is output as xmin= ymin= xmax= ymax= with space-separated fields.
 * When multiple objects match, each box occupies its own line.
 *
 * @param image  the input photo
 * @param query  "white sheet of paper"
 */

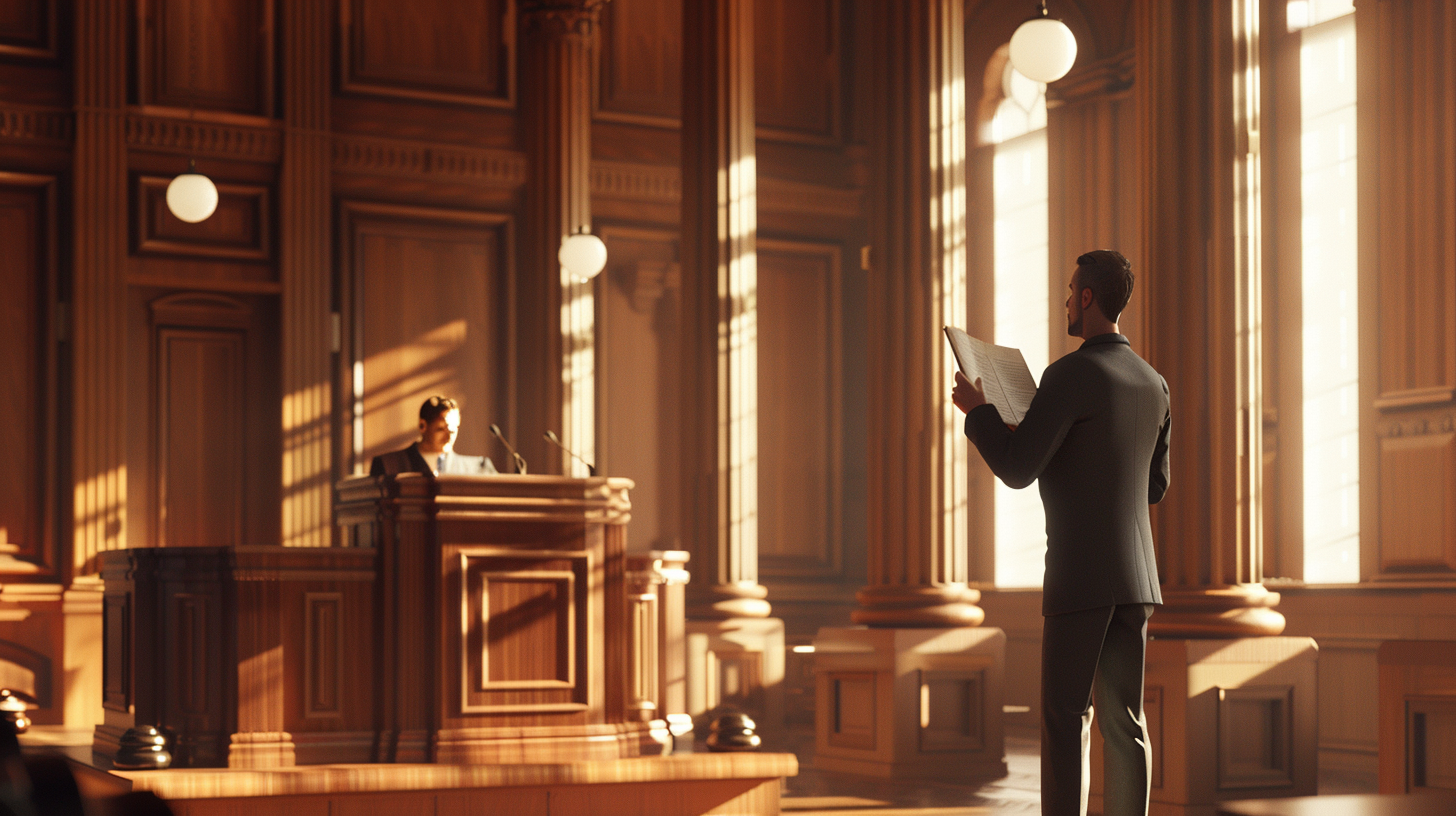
xmin=944 ymin=326 xmax=1038 ymax=425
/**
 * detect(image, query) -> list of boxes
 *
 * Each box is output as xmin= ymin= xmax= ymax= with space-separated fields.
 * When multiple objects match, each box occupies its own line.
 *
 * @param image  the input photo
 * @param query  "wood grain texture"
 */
xmin=136 ymin=0 xmax=275 ymax=117
xmin=1378 ymin=433 xmax=1456 ymax=574
xmin=337 ymin=201 xmax=510 ymax=475
xmin=597 ymin=0 xmax=680 ymax=124
xmin=756 ymin=240 xmax=842 ymax=580
xmin=0 ymin=174 xmax=57 ymax=575
xmin=340 ymin=0 xmax=511 ymax=107
xmin=754 ymin=0 xmax=839 ymax=143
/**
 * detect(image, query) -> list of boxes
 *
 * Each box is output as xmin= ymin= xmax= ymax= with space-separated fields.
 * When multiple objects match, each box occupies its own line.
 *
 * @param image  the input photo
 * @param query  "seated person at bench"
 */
xmin=369 ymin=395 xmax=498 ymax=477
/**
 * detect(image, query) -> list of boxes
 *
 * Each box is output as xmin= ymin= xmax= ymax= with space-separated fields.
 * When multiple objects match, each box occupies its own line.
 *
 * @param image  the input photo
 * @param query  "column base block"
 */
xmin=686 ymin=617 xmax=786 ymax=732
xmin=1089 ymin=636 xmax=1318 ymax=814
xmin=811 ymin=626 xmax=1006 ymax=781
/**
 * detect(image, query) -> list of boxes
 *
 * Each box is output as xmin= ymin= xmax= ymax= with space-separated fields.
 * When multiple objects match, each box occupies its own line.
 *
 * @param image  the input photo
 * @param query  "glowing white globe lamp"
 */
xmin=558 ymin=230 xmax=608 ymax=281
xmin=166 ymin=160 xmax=219 ymax=223
xmin=1009 ymin=3 xmax=1078 ymax=84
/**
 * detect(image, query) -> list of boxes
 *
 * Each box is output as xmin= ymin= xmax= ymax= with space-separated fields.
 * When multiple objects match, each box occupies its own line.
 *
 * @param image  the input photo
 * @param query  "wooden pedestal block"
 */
xmin=685 ymin=617 xmax=785 ymax=733
xmin=93 ymin=547 xmax=378 ymax=768
xmin=1377 ymin=640 xmax=1456 ymax=794
xmin=811 ymin=626 xmax=1006 ymax=780
xmin=1089 ymin=637 xmax=1318 ymax=816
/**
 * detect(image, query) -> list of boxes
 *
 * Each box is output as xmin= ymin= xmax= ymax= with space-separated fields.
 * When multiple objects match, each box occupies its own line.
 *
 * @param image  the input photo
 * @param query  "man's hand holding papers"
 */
xmin=943 ymin=326 xmax=1038 ymax=427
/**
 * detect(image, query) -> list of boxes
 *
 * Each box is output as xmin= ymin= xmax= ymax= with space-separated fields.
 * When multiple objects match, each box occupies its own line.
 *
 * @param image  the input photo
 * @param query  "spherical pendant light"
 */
xmin=558 ymin=230 xmax=608 ymax=281
xmin=166 ymin=161 xmax=219 ymax=224
xmin=1009 ymin=5 xmax=1078 ymax=84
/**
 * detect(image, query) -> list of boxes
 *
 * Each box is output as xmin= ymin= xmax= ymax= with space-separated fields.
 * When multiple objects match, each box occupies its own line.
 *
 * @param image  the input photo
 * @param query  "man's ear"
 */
xmin=1080 ymin=287 xmax=1095 ymax=310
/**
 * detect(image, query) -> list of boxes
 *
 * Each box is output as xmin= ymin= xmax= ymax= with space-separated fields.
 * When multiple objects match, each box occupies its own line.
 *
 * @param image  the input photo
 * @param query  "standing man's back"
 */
xmin=954 ymin=249 xmax=1170 ymax=816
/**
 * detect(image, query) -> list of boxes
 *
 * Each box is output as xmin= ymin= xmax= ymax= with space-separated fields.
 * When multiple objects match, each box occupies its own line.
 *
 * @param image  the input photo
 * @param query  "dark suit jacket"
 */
xmin=966 ymin=333 xmax=1171 ymax=616
xmin=369 ymin=443 xmax=498 ymax=477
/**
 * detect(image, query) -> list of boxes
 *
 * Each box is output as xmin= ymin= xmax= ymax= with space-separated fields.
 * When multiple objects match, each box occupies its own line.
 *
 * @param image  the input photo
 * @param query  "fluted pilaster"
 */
xmin=680 ymin=0 xmax=768 ymax=619
xmin=72 ymin=0 xmax=129 ymax=573
xmin=280 ymin=0 xmax=333 ymax=547
xmin=853 ymin=0 xmax=979 ymax=628
xmin=518 ymin=0 xmax=603 ymax=477
xmin=1138 ymin=0 xmax=1284 ymax=637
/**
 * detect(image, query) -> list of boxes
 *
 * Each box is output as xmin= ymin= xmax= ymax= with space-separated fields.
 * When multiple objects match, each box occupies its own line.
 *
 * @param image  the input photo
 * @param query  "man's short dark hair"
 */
xmin=1075 ymin=250 xmax=1134 ymax=321
xmin=419 ymin=395 xmax=458 ymax=423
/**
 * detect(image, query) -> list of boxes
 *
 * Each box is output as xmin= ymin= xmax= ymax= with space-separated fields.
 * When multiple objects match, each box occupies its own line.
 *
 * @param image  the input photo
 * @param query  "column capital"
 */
xmin=518 ymin=0 xmax=607 ymax=37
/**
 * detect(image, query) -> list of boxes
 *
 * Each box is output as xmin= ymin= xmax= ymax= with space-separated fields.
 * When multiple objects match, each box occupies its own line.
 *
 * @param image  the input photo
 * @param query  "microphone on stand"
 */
xmin=544 ymin=430 xmax=596 ymax=476
xmin=489 ymin=423 xmax=528 ymax=474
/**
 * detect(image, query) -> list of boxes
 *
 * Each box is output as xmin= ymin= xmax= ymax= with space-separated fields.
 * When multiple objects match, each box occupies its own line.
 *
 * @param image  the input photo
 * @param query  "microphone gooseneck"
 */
xmin=544 ymin=430 xmax=596 ymax=476
xmin=489 ymin=423 xmax=528 ymax=474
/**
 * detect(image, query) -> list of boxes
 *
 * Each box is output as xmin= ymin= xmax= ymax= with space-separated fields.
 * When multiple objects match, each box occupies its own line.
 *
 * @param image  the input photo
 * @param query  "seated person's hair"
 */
xmin=1076 ymin=249 xmax=1134 ymax=321
xmin=419 ymin=395 xmax=458 ymax=423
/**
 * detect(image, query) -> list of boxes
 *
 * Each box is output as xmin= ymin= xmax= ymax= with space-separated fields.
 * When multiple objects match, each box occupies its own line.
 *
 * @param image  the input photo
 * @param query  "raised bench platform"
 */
xmin=1217 ymin=790 xmax=1456 ymax=816
xmin=61 ymin=750 xmax=798 ymax=816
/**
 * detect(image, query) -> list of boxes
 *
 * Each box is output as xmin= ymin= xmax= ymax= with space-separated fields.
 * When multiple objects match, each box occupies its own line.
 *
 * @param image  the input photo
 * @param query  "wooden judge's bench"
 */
xmin=87 ymin=475 xmax=794 ymax=815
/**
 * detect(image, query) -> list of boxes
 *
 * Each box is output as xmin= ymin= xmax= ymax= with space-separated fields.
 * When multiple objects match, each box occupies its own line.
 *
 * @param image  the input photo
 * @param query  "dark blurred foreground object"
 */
xmin=0 ymin=702 xmax=174 ymax=816
xmin=705 ymin=712 xmax=761 ymax=752
xmin=0 ymin=690 xmax=33 ymax=736
xmin=113 ymin=727 xmax=172 ymax=770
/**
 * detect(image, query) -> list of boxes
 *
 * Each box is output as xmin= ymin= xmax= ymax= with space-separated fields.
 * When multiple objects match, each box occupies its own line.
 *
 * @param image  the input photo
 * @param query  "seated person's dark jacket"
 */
xmin=369 ymin=443 xmax=498 ymax=477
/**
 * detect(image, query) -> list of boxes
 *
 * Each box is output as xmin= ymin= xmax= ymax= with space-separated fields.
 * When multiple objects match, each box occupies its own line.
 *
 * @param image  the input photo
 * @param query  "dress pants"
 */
xmin=1041 ymin=603 xmax=1155 ymax=816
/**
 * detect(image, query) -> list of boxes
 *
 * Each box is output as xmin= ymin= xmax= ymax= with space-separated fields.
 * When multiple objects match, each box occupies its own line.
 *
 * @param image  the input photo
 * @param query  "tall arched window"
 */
xmin=986 ymin=53 xmax=1050 ymax=589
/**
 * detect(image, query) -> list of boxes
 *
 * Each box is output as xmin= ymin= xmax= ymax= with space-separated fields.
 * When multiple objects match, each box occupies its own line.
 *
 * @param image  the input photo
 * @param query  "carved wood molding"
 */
xmin=0 ymin=105 xmax=72 ymax=143
xmin=124 ymin=114 xmax=282 ymax=161
xmin=759 ymin=176 xmax=865 ymax=219
xmin=1376 ymin=411 xmax=1456 ymax=439
xmin=590 ymin=160 xmax=680 ymax=203
xmin=332 ymin=135 xmax=528 ymax=187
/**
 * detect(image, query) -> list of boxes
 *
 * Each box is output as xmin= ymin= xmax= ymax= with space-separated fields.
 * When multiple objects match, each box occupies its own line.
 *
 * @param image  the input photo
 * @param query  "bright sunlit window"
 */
xmin=990 ymin=62 xmax=1049 ymax=589
xmin=1293 ymin=0 xmax=1359 ymax=582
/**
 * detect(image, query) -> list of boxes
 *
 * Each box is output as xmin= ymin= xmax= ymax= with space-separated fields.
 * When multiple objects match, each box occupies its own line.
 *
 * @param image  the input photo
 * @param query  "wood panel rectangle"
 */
xmin=173 ymin=593 xmax=211 ymax=716
xmin=1378 ymin=432 xmax=1456 ymax=574
xmin=135 ymin=175 xmax=272 ymax=262
xmin=339 ymin=0 xmax=511 ymax=108
xmin=754 ymin=0 xmax=840 ymax=143
xmin=304 ymin=593 xmax=344 ymax=718
xmin=156 ymin=328 xmax=245 ymax=548
xmin=0 ymin=0 xmax=56 ymax=59
xmin=757 ymin=241 xmax=842 ymax=578
xmin=827 ymin=671 xmax=875 ymax=750
xmin=103 ymin=594 xmax=131 ymax=712
xmin=0 ymin=175 xmax=57 ymax=573
xmin=917 ymin=669 xmax=984 ymax=752
xmin=596 ymin=0 xmax=680 ymax=124
xmin=458 ymin=549 xmax=589 ymax=714
xmin=340 ymin=201 xmax=511 ymax=475
xmin=136 ymin=0 xmax=275 ymax=116
xmin=1217 ymin=685 xmax=1295 ymax=789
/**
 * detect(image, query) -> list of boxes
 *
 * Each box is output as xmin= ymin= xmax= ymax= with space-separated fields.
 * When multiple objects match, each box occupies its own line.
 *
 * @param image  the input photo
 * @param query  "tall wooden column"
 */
xmin=1095 ymin=2 xmax=1318 ymax=811
xmin=517 ymin=0 xmax=602 ymax=477
xmin=72 ymin=0 xmax=128 ymax=572
xmin=812 ymin=0 xmax=1003 ymax=781
xmin=678 ymin=0 xmax=784 ymax=732
xmin=851 ymin=0 xmax=979 ymax=629
xmin=279 ymin=0 xmax=333 ymax=547
xmin=1138 ymin=0 xmax=1282 ymax=639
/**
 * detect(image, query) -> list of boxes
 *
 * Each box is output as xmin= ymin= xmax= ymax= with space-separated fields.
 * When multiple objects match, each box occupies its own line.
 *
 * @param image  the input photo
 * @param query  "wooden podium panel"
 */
xmin=335 ymin=473 xmax=655 ymax=764
xmin=93 ymin=546 xmax=378 ymax=768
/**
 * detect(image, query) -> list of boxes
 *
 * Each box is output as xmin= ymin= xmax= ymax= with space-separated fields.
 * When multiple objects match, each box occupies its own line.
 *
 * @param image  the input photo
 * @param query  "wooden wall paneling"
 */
xmin=0 ymin=0 xmax=57 ymax=60
xmin=339 ymin=0 xmax=513 ymax=108
xmin=0 ymin=173 xmax=58 ymax=576
xmin=754 ymin=0 xmax=839 ymax=144
xmin=134 ymin=175 xmax=272 ymax=262
xmin=596 ymin=0 xmax=680 ymax=125
xmin=756 ymin=239 xmax=842 ymax=580
xmin=1377 ymin=431 xmax=1456 ymax=575
xmin=598 ymin=226 xmax=681 ymax=552
xmin=136 ymin=0 xmax=275 ymax=117
xmin=1368 ymin=0 xmax=1456 ymax=581
xmin=73 ymin=0 xmax=130 ymax=575
xmin=338 ymin=201 xmax=512 ymax=475
xmin=150 ymin=294 xmax=250 ymax=549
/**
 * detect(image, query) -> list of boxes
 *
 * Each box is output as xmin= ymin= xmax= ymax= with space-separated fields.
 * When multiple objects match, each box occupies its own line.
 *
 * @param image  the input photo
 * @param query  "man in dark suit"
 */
xmin=369 ymin=395 xmax=498 ymax=477
xmin=953 ymin=250 xmax=1170 ymax=816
